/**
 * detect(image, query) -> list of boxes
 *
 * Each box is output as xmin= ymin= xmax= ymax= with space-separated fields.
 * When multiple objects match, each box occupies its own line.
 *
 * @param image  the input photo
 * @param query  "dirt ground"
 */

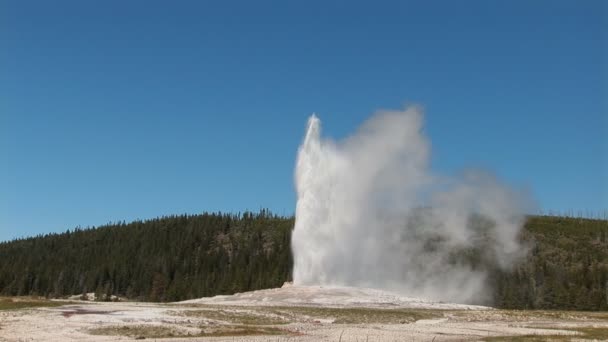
xmin=1 ymin=287 xmax=607 ymax=341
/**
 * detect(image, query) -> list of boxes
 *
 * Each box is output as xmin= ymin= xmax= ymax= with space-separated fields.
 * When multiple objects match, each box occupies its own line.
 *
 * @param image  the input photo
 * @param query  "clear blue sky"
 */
xmin=1 ymin=1 xmax=606 ymax=242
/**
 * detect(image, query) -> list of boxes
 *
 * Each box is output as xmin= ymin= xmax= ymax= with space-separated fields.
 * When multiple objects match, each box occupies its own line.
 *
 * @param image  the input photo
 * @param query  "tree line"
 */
xmin=491 ymin=216 xmax=608 ymax=310
xmin=0 ymin=210 xmax=606 ymax=310
xmin=0 ymin=210 xmax=292 ymax=302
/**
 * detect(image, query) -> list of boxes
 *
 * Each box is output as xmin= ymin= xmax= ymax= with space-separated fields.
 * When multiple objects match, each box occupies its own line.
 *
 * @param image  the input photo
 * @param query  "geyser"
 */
xmin=291 ymin=107 xmax=530 ymax=304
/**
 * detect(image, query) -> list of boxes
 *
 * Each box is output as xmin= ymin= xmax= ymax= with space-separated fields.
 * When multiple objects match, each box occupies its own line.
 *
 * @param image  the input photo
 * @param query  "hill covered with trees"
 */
xmin=0 ymin=211 xmax=606 ymax=310
xmin=0 ymin=210 xmax=292 ymax=302
xmin=492 ymin=216 xmax=608 ymax=310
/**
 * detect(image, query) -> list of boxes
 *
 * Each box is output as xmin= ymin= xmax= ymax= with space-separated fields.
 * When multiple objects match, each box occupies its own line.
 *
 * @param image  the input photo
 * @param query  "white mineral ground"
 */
xmin=1 ymin=285 xmax=606 ymax=341
xmin=180 ymin=283 xmax=489 ymax=310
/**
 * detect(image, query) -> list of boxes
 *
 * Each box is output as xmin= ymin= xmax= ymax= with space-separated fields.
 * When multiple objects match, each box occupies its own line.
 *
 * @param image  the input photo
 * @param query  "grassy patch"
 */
xmin=266 ymin=306 xmax=443 ymax=324
xmin=483 ymin=327 xmax=608 ymax=341
xmin=484 ymin=335 xmax=572 ymax=342
xmin=89 ymin=324 xmax=286 ymax=339
xmin=179 ymin=305 xmax=444 ymax=324
xmin=498 ymin=310 xmax=608 ymax=321
xmin=0 ymin=297 xmax=64 ymax=311
xmin=182 ymin=308 xmax=289 ymax=325
xmin=89 ymin=325 xmax=187 ymax=339
xmin=446 ymin=309 xmax=608 ymax=324
xmin=198 ymin=325 xmax=285 ymax=337
xmin=575 ymin=327 xmax=608 ymax=340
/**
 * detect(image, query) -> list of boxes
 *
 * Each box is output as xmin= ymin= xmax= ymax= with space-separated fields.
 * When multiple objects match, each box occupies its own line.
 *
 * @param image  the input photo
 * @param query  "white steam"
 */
xmin=291 ymin=107 xmax=529 ymax=304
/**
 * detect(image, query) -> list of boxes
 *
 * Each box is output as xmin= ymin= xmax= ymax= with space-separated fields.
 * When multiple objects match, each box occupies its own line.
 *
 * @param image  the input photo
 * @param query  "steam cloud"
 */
xmin=291 ymin=107 xmax=530 ymax=304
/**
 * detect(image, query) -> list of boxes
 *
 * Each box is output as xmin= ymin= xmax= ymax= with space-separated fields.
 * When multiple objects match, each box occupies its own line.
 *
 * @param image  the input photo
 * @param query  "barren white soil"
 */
xmin=180 ymin=284 xmax=490 ymax=310
xmin=1 ymin=285 xmax=607 ymax=341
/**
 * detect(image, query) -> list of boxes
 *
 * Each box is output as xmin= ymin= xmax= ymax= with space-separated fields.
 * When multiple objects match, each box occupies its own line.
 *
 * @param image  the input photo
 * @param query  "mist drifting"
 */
xmin=291 ymin=107 xmax=530 ymax=304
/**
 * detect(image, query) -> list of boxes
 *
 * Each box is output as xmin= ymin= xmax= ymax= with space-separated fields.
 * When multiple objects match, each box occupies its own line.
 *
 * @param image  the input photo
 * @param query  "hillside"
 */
xmin=492 ymin=216 xmax=608 ymax=310
xmin=0 ymin=212 xmax=606 ymax=310
xmin=0 ymin=210 xmax=293 ymax=302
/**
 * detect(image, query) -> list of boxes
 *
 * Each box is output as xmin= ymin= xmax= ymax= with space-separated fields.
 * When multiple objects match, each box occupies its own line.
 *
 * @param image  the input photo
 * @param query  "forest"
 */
xmin=0 ymin=211 xmax=606 ymax=310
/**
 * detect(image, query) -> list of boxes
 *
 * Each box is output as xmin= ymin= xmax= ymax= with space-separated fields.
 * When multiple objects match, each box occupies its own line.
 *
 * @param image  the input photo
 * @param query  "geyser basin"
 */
xmin=180 ymin=284 xmax=490 ymax=310
xmin=291 ymin=107 xmax=530 ymax=304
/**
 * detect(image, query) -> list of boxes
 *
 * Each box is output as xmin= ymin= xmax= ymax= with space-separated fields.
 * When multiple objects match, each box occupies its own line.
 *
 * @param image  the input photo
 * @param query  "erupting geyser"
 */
xmin=291 ymin=107 xmax=531 ymax=304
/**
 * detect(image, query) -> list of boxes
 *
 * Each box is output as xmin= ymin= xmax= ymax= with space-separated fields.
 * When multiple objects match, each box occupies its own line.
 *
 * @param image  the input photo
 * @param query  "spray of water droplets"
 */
xmin=291 ymin=107 xmax=532 ymax=304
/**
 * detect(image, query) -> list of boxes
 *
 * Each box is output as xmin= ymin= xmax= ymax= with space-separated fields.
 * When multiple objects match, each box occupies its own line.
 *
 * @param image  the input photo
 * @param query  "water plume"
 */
xmin=291 ymin=106 xmax=530 ymax=304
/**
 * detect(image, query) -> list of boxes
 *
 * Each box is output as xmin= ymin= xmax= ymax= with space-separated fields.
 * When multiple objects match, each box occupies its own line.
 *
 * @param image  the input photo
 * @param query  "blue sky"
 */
xmin=1 ymin=0 xmax=606 ymax=242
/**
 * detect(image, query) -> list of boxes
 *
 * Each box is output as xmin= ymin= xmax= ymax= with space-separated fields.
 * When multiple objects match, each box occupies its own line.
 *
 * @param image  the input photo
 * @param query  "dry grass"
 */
xmin=179 ymin=305 xmax=444 ymax=325
xmin=483 ymin=326 xmax=608 ymax=341
xmin=495 ymin=310 xmax=608 ymax=321
xmin=89 ymin=325 xmax=182 ymax=339
xmin=0 ymin=297 xmax=65 ymax=311
xmin=266 ymin=306 xmax=443 ymax=324
xmin=89 ymin=324 xmax=286 ymax=339
xmin=181 ymin=308 xmax=289 ymax=325
xmin=198 ymin=325 xmax=286 ymax=337
xmin=447 ymin=309 xmax=608 ymax=324
xmin=575 ymin=327 xmax=608 ymax=340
